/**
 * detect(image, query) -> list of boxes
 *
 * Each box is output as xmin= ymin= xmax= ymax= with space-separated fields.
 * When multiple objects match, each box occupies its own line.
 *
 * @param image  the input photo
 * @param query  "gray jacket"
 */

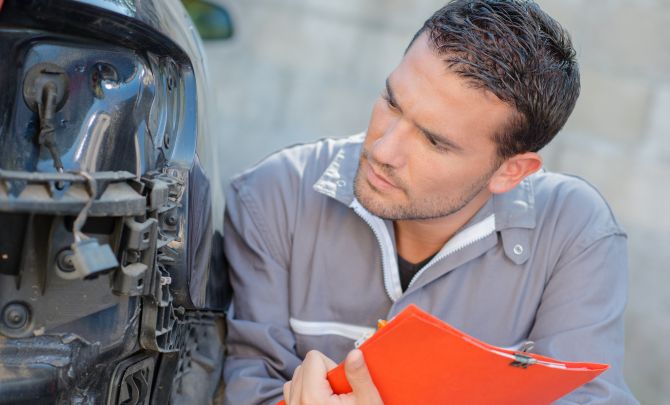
xmin=223 ymin=134 xmax=637 ymax=404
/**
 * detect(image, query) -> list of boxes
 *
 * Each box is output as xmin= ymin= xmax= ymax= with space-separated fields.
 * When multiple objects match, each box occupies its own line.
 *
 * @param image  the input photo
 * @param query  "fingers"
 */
xmin=287 ymin=365 xmax=303 ymax=405
xmin=321 ymin=354 xmax=338 ymax=371
xmin=301 ymin=350 xmax=335 ymax=399
xmin=283 ymin=381 xmax=291 ymax=404
xmin=344 ymin=349 xmax=383 ymax=405
xmin=285 ymin=350 xmax=337 ymax=405
xmin=285 ymin=350 xmax=383 ymax=405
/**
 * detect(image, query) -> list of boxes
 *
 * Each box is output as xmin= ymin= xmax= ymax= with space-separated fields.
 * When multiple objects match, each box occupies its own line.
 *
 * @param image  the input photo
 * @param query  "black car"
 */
xmin=0 ymin=0 xmax=231 ymax=403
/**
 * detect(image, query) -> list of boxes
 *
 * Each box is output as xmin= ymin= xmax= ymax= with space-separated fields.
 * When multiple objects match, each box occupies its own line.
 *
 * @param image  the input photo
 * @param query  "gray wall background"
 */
xmin=204 ymin=1 xmax=669 ymax=403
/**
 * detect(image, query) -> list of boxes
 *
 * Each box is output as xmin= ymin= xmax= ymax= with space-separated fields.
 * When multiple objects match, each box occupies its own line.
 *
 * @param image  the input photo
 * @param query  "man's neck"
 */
xmin=393 ymin=190 xmax=492 ymax=263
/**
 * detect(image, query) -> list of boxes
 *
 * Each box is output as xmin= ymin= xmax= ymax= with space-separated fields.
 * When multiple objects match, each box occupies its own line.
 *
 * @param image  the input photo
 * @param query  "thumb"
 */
xmin=344 ymin=349 xmax=383 ymax=404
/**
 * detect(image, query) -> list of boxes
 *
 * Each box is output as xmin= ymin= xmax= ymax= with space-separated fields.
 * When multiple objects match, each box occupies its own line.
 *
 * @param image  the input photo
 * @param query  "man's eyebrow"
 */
xmin=385 ymin=77 xmax=464 ymax=153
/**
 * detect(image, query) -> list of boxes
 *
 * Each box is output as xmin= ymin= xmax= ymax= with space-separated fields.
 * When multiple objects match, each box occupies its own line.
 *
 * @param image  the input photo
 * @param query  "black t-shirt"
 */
xmin=397 ymin=253 xmax=436 ymax=291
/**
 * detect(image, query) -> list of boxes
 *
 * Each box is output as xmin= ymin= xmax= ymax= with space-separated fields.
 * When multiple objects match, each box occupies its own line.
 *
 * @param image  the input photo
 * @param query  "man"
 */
xmin=223 ymin=1 xmax=638 ymax=404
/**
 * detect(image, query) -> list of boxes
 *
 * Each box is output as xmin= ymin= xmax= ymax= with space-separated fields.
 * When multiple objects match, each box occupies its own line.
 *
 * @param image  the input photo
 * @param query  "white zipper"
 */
xmin=289 ymin=318 xmax=376 ymax=341
xmin=350 ymin=199 xmax=403 ymax=301
xmin=351 ymin=197 xmax=497 ymax=298
xmin=407 ymin=214 xmax=496 ymax=289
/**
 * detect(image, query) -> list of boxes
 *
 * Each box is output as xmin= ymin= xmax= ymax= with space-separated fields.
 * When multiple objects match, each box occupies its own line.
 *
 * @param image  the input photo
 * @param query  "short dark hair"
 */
xmin=414 ymin=0 xmax=579 ymax=159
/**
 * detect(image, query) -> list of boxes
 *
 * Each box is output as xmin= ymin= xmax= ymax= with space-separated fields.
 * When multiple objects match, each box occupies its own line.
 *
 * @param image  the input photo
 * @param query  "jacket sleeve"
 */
xmin=222 ymin=180 xmax=299 ymax=405
xmin=528 ymin=232 xmax=639 ymax=404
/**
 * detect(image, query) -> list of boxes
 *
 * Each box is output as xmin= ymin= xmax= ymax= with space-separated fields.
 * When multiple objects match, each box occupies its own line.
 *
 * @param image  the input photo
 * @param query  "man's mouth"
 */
xmin=365 ymin=161 xmax=400 ymax=191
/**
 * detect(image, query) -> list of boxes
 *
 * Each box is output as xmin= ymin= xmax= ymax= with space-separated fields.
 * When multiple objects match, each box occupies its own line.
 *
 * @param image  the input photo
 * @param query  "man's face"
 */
xmin=354 ymin=33 xmax=516 ymax=220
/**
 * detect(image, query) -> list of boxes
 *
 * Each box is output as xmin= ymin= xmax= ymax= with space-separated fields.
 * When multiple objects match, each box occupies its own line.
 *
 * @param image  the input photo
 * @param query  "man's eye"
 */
xmin=381 ymin=93 xmax=399 ymax=111
xmin=425 ymin=134 xmax=448 ymax=152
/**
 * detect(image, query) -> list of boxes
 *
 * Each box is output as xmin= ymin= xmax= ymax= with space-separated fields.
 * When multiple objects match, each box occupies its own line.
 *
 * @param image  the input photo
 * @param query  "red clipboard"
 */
xmin=279 ymin=304 xmax=607 ymax=404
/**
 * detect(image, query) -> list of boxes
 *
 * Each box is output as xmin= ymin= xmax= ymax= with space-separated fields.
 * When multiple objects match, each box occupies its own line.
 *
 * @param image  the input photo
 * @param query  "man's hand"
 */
xmin=282 ymin=349 xmax=383 ymax=405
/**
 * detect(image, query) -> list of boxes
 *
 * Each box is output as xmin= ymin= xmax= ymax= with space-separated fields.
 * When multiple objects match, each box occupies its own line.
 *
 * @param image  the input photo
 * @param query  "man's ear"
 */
xmin=488 ymin=152 xmax=543 ymax=194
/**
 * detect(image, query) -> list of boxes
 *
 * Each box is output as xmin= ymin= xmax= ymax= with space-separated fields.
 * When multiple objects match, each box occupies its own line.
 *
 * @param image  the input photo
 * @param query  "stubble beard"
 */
xmin=353 ymin=158 xmax=496 ymax=221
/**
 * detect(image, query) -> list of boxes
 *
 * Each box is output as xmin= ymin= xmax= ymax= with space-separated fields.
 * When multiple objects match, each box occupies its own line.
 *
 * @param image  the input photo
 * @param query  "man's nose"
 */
xmin=369 ymin=118 xmax=411 ymax=168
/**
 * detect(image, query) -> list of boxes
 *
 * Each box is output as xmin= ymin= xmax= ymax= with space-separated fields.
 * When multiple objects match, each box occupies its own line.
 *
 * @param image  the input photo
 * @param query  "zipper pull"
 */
xmin=354 ymin=319 xmax=389 ymax=348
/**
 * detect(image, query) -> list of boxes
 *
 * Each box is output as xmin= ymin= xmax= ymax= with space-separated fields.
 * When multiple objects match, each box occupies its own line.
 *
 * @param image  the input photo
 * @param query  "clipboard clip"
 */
xmin=519 ymin=341 xmax=534 ymax=353
xmin=510 ymin=353 xmax=537 ymax=368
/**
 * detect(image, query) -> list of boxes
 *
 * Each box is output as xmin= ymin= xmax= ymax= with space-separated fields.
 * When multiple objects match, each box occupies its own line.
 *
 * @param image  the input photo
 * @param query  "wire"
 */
xmin=72 ymin=171 xmax=97 ymax=243
xmin=37 ymin=81 xmax=65 ymax=173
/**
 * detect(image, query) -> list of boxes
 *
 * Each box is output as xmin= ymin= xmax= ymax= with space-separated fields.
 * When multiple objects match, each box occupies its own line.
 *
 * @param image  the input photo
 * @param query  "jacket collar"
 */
xmin=312 ymin=134 xmax=537 ymax=264
xmin=493 ymin=175 xmax=536 ymax=230
xmin=312 ymin=134 xmax=363 ymax=206
xmin=493 ymin=175 xmax=536 ymax=265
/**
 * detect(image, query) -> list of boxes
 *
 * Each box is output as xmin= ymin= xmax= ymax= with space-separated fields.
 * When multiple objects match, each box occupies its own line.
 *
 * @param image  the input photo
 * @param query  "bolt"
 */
xmin=56 ymin=249 xmax=75 ymax=272
xmin=166 ymin=215 xmax=177 ymax=226
xmin=2 ymin=302 xmax=30 ymax=330
xmin=127 ymin=250 xmax=140 ymax=262
xmin=93 ymin=63 xmax=119 ymax=84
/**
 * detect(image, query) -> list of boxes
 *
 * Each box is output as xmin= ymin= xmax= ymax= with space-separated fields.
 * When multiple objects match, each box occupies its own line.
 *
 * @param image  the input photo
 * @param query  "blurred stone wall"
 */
xmin=205 ymin=1 xmax=669 ymax=403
